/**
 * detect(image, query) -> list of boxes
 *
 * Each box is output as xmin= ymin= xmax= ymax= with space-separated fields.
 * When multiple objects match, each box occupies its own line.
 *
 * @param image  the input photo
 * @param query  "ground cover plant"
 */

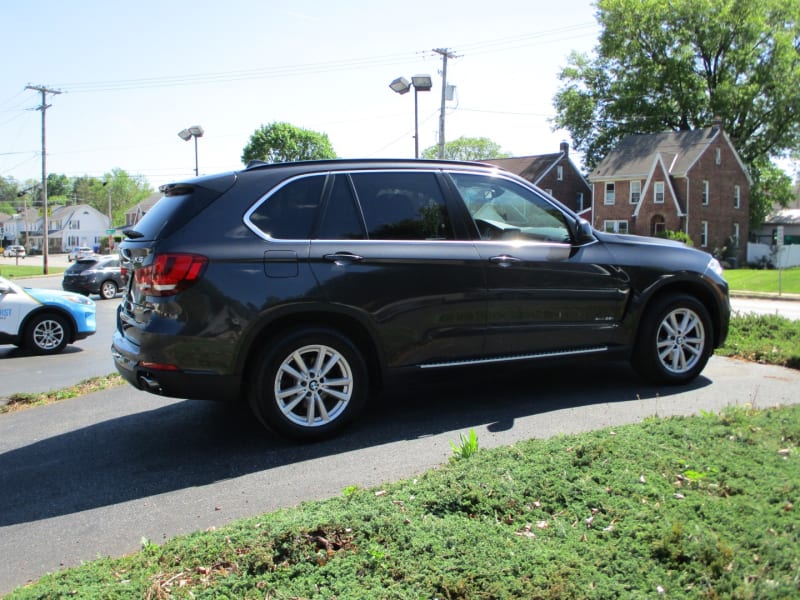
xmin=719 ymin=313 xmax=800 ymax=369
xmin=7 ymin=404 xmax=798 ymax=599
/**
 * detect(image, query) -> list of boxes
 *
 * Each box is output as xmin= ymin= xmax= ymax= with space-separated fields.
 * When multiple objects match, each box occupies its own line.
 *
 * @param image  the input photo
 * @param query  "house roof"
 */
xmin=591 ymin=126 xmax=723 ymax=180
xmin=125 ymin=193 xmax=160 ymax=216
xmin=765 ymin=208 xmax=800 ymax=225
xmin=485 ymin=154 xmax=563 ymax=184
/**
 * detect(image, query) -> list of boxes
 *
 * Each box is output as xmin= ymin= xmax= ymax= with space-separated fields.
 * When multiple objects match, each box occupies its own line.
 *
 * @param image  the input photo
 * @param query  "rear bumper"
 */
xmin=111 ymin=331 xmax=241 ymax=402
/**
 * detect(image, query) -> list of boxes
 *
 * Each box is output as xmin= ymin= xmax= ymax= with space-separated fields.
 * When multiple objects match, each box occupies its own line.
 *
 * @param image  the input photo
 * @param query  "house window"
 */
xmin=733 ymin=223 xmax=740 ymax=246
xmin=715 ymin=148 xmax=721 ymax=165
xmin=557 ymin=166 xmax=564 ymax=181
xmin=545 ymin=189 xmax=553 ymax=196
xmin=576 ymin=192 xmax=584 ymax=211
xmin=702 ymin=181 xmax=709 ymax=205
xmin=654 ymin=181 xmax=664 ymax=204
xmin=734 ymin=185 xmax=740 ymax=209
xmin=630 ymin=181 xmax=641 ymax=204
xmin=604 ymin=220 xmax=628 ymax=234
xmin=69 ymin=220 xmax=80 ymax=230
xmin=604 ymin=182 xmax=615 ymax=205
xmin=700 ymin=221 xmax=708 ymax=247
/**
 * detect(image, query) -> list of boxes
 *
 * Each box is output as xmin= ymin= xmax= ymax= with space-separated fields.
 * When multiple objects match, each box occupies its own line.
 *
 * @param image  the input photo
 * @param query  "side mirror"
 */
xmin=575 ymin=218 xmax=595 ymax=245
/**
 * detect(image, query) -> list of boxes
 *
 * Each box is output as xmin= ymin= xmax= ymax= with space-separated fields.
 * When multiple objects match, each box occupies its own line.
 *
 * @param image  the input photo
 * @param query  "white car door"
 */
xmin=0 ymin=279 xmax=34 ymax=338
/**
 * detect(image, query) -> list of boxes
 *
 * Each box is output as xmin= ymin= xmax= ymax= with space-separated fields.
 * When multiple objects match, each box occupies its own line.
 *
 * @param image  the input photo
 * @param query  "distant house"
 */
xmin=29 ymin=204 xmax=109 ymax=253
xmin=752 ymin=208 xmax=800 ymax=246
xmin=485 ymin=142 xmax=592 ymax=215
xmin=1 ymin=209 xmax=39 ymax=249
xmin=588 ymin=121 xmax=751 ymax=264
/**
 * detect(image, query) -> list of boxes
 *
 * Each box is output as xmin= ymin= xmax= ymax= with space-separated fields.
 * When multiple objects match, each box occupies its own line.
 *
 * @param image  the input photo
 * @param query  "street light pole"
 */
xmin=389 ymin=75 xmax=432 ymax=159
xmin=178 ymin=126 xmax=204 ymax=176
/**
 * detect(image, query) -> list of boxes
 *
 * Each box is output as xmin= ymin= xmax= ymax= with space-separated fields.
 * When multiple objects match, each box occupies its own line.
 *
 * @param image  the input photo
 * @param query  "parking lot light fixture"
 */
xmin=390 ymin=75 xmax=432 ymax=158
xmin=178 ymin=125 xmax=204 ymax=176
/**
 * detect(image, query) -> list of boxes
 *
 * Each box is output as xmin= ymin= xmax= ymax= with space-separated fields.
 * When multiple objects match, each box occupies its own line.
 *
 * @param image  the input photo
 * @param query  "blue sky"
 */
xmin=1 ymin=0 xmax=599 ymax=189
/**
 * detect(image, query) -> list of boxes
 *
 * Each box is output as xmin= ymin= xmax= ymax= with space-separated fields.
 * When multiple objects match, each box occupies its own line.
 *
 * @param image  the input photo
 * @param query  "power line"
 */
xmin=42 ymin=24 xmax=597 ymax=94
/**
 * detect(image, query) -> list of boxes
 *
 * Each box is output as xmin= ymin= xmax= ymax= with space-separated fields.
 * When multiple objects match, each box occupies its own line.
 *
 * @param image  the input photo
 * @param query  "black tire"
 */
xmin=99 ymin=280 xmax=118 ymax=300
xmin=248 ymin=327 xmax=368 ymax=441
xmin=633 ymin=294 xmax=713 ymax=385
xmin=24 ymin=312 xmax=71 ymax=355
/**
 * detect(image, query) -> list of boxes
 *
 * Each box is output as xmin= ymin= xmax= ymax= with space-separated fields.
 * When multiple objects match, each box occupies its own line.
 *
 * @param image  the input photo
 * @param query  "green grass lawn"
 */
xmin=7 ymin=404 xmax=799 ymax=599
xmin=0 ymin=264 xmax=64 ymax=278
xmin=725 ymin=267 xmax=800 ymax=294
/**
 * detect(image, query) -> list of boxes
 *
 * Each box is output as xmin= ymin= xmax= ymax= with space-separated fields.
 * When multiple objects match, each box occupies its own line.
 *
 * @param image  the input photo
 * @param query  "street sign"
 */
xmin=106 ymin=229 xmax=115 ymax=235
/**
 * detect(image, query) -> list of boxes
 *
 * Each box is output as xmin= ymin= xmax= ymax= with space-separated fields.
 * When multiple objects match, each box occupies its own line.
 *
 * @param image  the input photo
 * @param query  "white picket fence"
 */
xmin=747 ymin=242 xmax=800 ymax=268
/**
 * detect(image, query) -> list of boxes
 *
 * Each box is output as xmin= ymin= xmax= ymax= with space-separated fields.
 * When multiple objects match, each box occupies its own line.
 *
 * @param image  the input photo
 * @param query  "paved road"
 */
xmin=1 ymin=355 xmax=800 ymax=594
xmin=731 ymin=296 xmax=800 ymax=320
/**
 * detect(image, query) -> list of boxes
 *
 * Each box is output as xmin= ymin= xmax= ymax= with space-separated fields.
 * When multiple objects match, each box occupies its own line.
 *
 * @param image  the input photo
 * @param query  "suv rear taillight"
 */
xmin=135 ymin=253 xmax=208 ymax=296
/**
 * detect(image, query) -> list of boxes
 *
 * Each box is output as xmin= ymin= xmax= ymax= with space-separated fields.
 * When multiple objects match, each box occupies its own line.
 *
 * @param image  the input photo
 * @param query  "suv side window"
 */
xmin=316 ymin=175 xmax=366 ymax=240
xmin=351 ymin=172 xmax=453 ymax=240
xmin=249 ymin=175 xmax=325 ymax=239
xmin=449 ymin=173 xmax=571 ymax=243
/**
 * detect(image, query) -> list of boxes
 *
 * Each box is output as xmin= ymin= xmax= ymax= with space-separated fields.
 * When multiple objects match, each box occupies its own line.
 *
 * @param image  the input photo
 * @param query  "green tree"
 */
xmin=422 ymin=136 xmax=509 ymax=161
xmin=553 ymin=0 xmax=800 ymax=220
xmin=0 ymin=177 xmax=20 ymax=213
xmin=69 ymin=169 xmax=152 ymax=225
xmin=241 ymin=122 xmax=336 ymax=164
xmin=46 ymin=173 xmax=71 ymax=198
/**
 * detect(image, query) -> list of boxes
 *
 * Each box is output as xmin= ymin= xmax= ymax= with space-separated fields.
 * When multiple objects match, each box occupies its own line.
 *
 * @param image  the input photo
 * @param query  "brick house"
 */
xmin=485 ymin=142 xmax=592 ymax=215
xmin=588 ymin=122 xmax=751 ymax=265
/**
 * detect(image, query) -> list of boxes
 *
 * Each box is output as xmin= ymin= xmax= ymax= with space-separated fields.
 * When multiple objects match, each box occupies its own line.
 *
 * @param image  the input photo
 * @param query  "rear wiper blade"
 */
xmin=124 ymin=229 xmax=144 ymax=239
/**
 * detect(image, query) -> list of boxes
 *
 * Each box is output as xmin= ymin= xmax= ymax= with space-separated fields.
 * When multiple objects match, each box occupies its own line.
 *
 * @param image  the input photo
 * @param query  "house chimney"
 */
xmin=560 ymin=140 xmax=569 ymax=156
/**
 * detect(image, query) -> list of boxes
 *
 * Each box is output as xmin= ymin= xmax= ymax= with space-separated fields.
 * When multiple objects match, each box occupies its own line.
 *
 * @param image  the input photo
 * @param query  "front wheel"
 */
xmin=633 ymin=294 xmax=714 ymax=385
xmin=24 ymin=312 xmax=71 ymax=355
xmin=249 ymin=328 xmax=368 ymax=441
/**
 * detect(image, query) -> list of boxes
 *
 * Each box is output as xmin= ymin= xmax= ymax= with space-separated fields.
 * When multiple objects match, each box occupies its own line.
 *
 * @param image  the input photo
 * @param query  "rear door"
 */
xmin=308 ymin=170 xmax=487 ymax=368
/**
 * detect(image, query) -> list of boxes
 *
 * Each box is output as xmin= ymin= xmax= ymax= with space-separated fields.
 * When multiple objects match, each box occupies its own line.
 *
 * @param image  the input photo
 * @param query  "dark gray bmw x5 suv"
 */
xmin=112 ymin=159 xmax=730 ymax=440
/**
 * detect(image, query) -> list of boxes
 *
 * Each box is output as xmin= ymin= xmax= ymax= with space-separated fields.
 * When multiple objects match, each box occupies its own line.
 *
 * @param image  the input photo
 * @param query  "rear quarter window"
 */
xmin=248 ymin=175 xmax=326 ymax=239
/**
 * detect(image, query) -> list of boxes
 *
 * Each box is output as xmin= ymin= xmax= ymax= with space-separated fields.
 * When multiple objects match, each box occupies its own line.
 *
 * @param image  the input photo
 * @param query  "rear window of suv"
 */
xmin=130 ymin=183 xmax=231 ymax=241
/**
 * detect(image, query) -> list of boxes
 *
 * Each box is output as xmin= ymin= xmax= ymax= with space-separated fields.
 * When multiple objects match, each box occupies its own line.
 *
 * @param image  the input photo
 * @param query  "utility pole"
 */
xmin=432 ymin=48 xmax=458 ymax=159
xmin=25 ymin=84 xmax=62 ymax=274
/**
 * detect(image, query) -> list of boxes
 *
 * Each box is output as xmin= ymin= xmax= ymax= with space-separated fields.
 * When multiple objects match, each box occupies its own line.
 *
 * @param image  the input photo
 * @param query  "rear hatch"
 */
xmin=118 ymin=176 xmax=236 ymax=341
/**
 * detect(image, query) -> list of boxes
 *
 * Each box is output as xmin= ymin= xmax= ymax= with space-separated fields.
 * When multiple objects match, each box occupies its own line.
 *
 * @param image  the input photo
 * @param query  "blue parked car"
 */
xmin=0 ymin=275 xmax=96 ymax=354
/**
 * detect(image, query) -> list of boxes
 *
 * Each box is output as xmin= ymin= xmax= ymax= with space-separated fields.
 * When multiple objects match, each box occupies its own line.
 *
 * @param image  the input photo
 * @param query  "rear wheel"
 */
xmin=24 ymin=313 xmax=71 ymax=355
xmin=633 ymin=294 xmax=713 ymax=384
xmin=249 ymin=328 xmax=368 ymax=441
xmin=100 ymin=280 xmax=118 ymax=299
